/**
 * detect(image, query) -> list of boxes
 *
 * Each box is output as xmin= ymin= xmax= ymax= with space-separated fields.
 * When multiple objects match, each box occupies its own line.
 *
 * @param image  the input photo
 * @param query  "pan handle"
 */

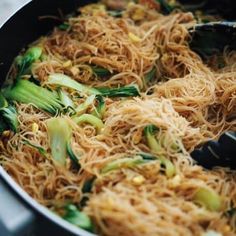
xmin=0 ymin=177 xmax=36 ymax=236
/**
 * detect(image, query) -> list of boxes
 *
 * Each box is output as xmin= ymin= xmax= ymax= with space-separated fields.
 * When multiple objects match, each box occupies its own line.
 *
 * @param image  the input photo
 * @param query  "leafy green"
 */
xmin=193 ymin=187 xmax=222 ymax=211
xmin=97 ymin=85 xmax=140 ymax=97
xmin=0 ymin=106 xmax=19 ymax=133
xmin=82 ymin=177 xmax=96 ymax=194
xmin=66 ymin=141 xmax=81 ymax=169
xmin=80 ymin=177 xmax=96 ymax=207
xmin=58 ymin=23 xmax=70 ymax=30
xmin=47 ymin=73 xmax=140 ymax=98
xmin=23 ymin=140 xmax=47 ymax=156
xmin=75 ymin=95 xmax=96 ymax=115
xmin=144 ymin=67 xmax=156 ymax=84
xmin=73 ymin=114 xmax=104 ymax=134
xmin=107 ymin=10 xmax=123 ymax=17
xmin=156 ymin=0 xmax=175 ymax=14
xmin=3 ymin=80 xmax=63 ymax=114
xmin=92 ymin=95 xmax=106 ymax=119
xmin=58 ymin=89 xmax=75 ymax=109
xmin=91 ymin=66 xmax=111 ymax=77
xmin=139 ymin=152 xmax=175 ymax=178
xmin=139 ymin=152 xmax=157 ymax=160
xmin=101 ymin=155 xmax=154 ymax=174
xmin=0 ymin=92 xmax=19 ymax=133
xmin=160 ymin=158 xmax=175 ymax=178
xmin=16 ymin=47 xmax=42 ymax=79
xmin=144 ymin=125 xmax=162 ymax=153
xmin=144 ymin=125 xmax=176 ymax=177
xmin=0 ymin=92 xmax=8 ymax=108
xmin=47 ymin=73 xmax=100 ymax=95
xmin=46 ymin=117 xmax=72 ymax=166
xmin=63 ymin=204 xmax=93 ymax=232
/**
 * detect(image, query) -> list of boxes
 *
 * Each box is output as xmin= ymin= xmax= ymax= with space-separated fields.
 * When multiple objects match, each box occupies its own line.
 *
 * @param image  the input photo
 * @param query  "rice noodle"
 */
xmin=0 ymin=2 xmax=236 ymax=236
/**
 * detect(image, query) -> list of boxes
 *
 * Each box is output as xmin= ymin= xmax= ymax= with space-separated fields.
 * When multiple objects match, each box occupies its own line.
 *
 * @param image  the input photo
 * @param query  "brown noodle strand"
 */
xmin=1 ymin=2 xmax=236 ymax=236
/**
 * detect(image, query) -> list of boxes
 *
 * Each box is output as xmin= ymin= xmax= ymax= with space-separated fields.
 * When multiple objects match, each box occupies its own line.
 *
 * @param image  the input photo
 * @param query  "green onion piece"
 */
xmin=47 ymin=73 xmax=100 ymax=95
xmin=63 ymin=204 xmax=93 ymax=232
xmin=46 ymin=117 xmax=72 ymax=166
xmin=73 ymin=114 xmax=104 ymax=134
xmin=3 ymin=80 xmax=63 ymax=114
xmin=193 ymin=187 xmax=222 ymax=211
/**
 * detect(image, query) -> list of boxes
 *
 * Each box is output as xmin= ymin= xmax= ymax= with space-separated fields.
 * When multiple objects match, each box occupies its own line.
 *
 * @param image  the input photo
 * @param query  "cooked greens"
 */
xmin=73 ymin=114 xmax=104 ymax=134
xmin=92 ymin=95 xmax=106 ymax=119
xmin=48 ymin=73 xmax=100 ymax=96
xmin=0 ymin=92 xmax=19 ymax=133
xmin=63 ymin=204 xmax=93 ymax=232
xmin=3 ymin=80 xmax=63 ymax=114
xmin=144 ymin=125 xmax=176 ymax=177
xmin=101 ymin=155 xmax=155 ymax=174
xmin=66 ymin=141 xmax=81 ymax=169
xmin=91 ymin=66 xmax=111 ymax=77
xmin=23 ymin=140 xmax=47 ymax=156
xmin=47 ymin=73 xmax=140 ymax=97
xmin=193 ymin=187 xmax=222 ymax=212
xmin=16 ymin=47 xmax=42 ymax=79
xmin=46 ymin=117 xmax=72 ymax=166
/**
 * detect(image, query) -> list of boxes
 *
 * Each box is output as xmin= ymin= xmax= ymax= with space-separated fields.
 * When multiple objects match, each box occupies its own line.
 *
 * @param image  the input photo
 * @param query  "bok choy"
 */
xmin=63 ymin=204 xmax=94 ymax=232
xmin=3 ymin=79 xmax=63 ymax=114
xmin=0 ymin=92 xmax=19 ymax=133
xmin=144 ymin=124 xmax=176 ymax=177
xmin=46 ymin=117 xmax=72 ymax=166
xmin=16 ymin=46 xmax=42 ymax=79
xmin=47 ymin=73 xmax=140 ymax=97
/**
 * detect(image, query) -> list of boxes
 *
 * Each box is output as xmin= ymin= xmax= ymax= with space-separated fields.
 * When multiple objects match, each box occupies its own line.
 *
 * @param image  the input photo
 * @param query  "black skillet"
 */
xmin=0 ymin=1 xmax=236 ymax=236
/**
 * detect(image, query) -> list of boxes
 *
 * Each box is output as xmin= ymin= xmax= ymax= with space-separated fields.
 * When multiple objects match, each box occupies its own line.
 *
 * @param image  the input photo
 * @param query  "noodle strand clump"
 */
xmin=0 ymin=2 xmax=236 ymax=236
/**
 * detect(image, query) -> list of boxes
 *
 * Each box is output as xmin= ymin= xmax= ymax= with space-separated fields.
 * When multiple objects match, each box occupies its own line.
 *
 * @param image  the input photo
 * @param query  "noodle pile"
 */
xmin=1 ymin=1 xmax=236 ymax=235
